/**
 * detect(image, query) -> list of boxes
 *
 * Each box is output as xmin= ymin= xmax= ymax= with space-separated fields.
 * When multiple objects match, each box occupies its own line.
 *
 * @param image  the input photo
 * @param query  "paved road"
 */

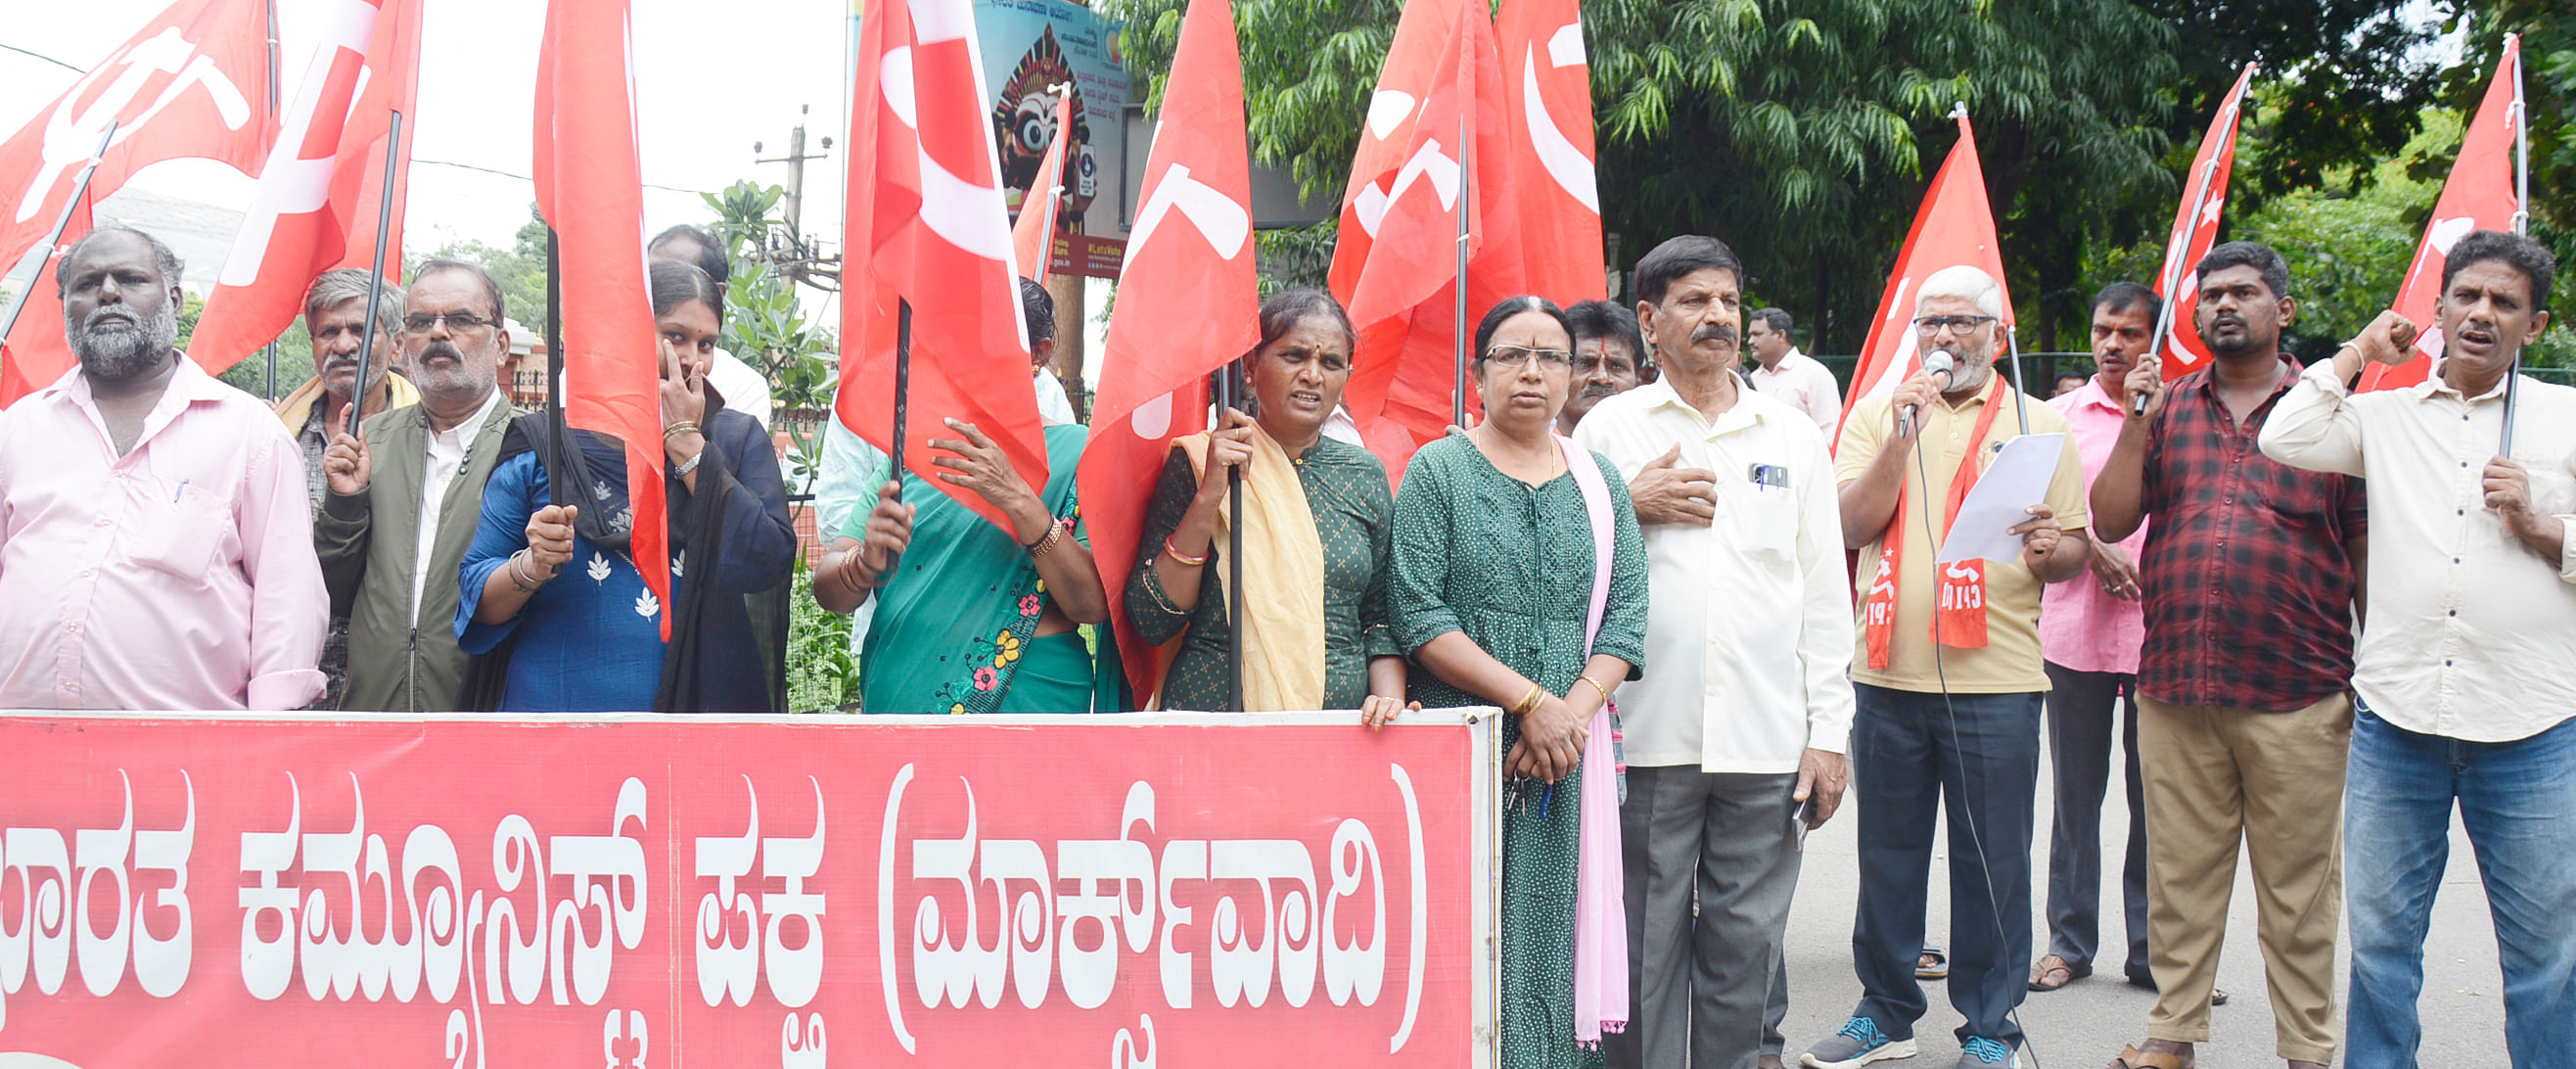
xmin=1771 ymin=740 xmax=2514 ymax=1067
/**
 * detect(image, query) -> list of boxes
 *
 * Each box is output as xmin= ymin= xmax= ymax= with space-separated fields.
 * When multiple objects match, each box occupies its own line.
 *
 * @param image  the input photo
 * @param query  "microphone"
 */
xmin=1900 ymin=349 xmax=1956 ymax=440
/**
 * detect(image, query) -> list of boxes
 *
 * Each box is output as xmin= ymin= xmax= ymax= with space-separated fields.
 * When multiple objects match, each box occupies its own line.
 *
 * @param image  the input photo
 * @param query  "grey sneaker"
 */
xmin=1955 ymin=1036 xmax=2018 ymax=1068
xmin=1800 ymin=1016 xmax=1918 ymax=1068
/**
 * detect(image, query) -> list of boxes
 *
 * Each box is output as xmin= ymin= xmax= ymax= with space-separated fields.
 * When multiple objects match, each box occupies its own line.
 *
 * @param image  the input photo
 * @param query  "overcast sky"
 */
xmin=1 ymin=0 xmax=855 ymax=267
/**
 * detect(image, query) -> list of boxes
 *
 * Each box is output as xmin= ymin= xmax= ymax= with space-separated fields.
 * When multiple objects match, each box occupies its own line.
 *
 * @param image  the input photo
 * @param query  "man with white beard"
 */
xmin=0 ymin=226 xmax=327 ymax=709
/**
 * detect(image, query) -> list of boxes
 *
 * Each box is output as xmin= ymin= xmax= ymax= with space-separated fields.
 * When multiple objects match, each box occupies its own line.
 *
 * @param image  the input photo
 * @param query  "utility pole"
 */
xmin=754 ymin=106 xmax=835 ymax=288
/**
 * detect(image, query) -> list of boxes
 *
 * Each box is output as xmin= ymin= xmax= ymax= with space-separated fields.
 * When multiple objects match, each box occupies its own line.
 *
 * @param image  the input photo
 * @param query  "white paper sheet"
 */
xmin=1935 ymin=433 xmax=2067 ymax=564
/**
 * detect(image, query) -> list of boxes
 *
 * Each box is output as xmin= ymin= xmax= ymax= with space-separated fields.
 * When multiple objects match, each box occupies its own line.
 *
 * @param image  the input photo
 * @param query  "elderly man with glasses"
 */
xmin=1804 ymin=264 xmax=2092 ymax=1069
xmin=309 ymin=258 xmax=525 ymax=711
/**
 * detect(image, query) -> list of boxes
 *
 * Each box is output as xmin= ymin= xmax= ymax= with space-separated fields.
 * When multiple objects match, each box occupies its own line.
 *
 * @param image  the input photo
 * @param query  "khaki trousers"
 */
xmin=2137 ymin=692 xmax=2351 ymax=1064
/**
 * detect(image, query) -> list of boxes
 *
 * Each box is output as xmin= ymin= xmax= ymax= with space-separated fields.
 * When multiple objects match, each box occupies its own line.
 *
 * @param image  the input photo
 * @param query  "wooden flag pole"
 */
xmin=345 ymin=110 xmax=404 ymax=439
xmin=0 ymin=122 xmax=115 ymax=349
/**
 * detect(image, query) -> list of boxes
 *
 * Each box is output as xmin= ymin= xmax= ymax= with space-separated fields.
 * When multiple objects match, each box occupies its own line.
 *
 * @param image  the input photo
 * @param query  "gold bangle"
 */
xmin=1027 ymin=519 xmax=1066 ymax=557
xmin=663 ymin=421 xmax=701 ymax=440
xmin=1576 ymin=674 xmax=1612 ymax=706
xmin=1507 ymin=681 xmax=1544 ymax=718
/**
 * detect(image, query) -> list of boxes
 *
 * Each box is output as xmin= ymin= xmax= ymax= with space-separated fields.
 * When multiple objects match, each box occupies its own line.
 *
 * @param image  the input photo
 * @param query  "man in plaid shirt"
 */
xmin=2088 ymin=242 xmax=2367 ymax=1069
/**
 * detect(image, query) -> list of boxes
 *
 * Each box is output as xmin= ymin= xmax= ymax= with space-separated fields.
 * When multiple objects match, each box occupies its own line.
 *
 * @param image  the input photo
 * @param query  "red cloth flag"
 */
xmin=0 ymin=202 xmax=93 ymax=405
xmin=532 ymin=0 xmax=669 ymax=636
xmin=1497 ymin=0 xmax=1604 ymax=304
xmin=1333 ymin=0 xmax=1527 ymax=481
xmin=1834 ymin=112 xmax=2014 ymax=450
xmin=2362 ymin=36 xmax=2524 ymax=393
xmin=839 ymin=0 xmax=1043 ymax=531
xmin=2150 ymin=63 xmax=2256 ymax=378
xmin=329 ymin=0 xmax=425 ymax=277
xmin=1326 ymin=0 xmax=1459 ymax=304
xmin=1010 ymin=91 xmax=1074 ymax=285
xmin=0 ymin=0 xmax=274 ymax=269
xmin=187 ymin=0 xmax=391 ymax=373
xmin=1078 ymin=0 xmax=1258 ymax=701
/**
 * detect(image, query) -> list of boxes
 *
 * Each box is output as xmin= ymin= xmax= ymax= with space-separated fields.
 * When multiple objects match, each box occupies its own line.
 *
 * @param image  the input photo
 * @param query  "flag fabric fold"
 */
xmin=329 ymin=0 xmax=425 ymax=277
xmin=1077 ymin=0 xmax=1258 ymax=703
xmin=2363 ymin=35 xmax=2524 ymax=393
xmin=839 ymin=0 xmax=1044 ymax=532
xmin=533 ymin=0 xmax=669 ymax=636
xmin=1497 ymin=0 xmax=1604 ymax=305
xmin=1833 ymin=112 xmax=2014 ymax=450
xmin=2150 ymin=62 xmax=2256 ymax=379
xmin=1010 ymin=91 xmax=1074 ymax=285
xmin=0 ymin=202 xmax=94 ymax=405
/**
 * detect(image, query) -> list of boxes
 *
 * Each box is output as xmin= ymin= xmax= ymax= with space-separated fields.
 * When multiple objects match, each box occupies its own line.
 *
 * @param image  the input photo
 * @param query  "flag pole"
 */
xmin=1451 ymin=113 xmax=1471 ymax=430
xmin=886 ymin=298 xmax=911 ymax=573
xmin=2004 ymin=324 xmax=2030 ymax=436
xmin=264 ymin=343 xmax=277 ymax=401
xmin=2502 ymin=33 xmax=2528 ymax=455
xmin=2139 ymin=154 xmax=2223 ymax=417
xmin=544 ymin=227 xmax=568 ymax=465
xmin=345 ymin=110 xmax=404 ymax=439
xmin=1219 ymin=359 xmax=1245 ymax=712
xmin=0 ymin=121 xmax=115 ymax=351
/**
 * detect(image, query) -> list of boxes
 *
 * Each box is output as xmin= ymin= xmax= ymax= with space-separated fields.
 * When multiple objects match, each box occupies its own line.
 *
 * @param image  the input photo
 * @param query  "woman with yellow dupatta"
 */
xmin=1127 ymin=290 xmax=1409 ymax=719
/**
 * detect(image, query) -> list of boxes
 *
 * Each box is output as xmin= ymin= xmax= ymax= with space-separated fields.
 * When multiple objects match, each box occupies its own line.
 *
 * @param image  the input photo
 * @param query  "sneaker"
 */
xmin=1800 ymin=1016 xmax=1917 ymax=1068
xmin=1955 ymin=1036 xmax=2018 ymax=1068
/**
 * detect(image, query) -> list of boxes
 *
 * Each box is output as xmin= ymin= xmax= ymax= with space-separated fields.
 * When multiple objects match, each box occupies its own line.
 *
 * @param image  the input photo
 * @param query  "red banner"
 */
xmin=0 ymin=711 xmax=1496 ymax=1066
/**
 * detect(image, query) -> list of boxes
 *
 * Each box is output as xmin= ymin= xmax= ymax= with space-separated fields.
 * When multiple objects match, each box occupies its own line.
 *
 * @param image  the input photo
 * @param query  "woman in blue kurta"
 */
xmin=453 ymin=260 xmax=797 ymax=712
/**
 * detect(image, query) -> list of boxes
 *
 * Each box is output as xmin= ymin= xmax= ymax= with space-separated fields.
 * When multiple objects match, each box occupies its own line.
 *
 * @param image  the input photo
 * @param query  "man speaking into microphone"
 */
xmin=1804 ymin=264 xmax=2091 ymax=1069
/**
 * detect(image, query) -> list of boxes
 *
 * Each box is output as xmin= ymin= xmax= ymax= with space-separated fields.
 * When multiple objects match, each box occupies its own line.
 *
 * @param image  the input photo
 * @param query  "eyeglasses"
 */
xmin=402 ymin=311 xmax=498 ymax=333
xmin=1483 ymin=345 xmax=1573 ymax=369
xmin=1912 ymin=314 xmax=1997 ymax=336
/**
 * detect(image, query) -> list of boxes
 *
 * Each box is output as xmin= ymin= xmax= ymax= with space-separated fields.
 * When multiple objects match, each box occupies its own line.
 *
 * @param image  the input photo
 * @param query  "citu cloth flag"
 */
xmin=1329 ymin=0 xmax=1528 ymax=484
xmin=532 ymin=0 xmax=670 ymax=637
xmin=1010 ymin=90 xmax=1075 ymax=286
xmin=840 ymin=0 xmax=1043 ymax=533
xmin=0 ymin=202 xmax=93 ymax=409
xmin=2149 ymin=63 xmax=2256 ymax=380
xmin=1833 ymin=110 xmax=2014 ymax=452
xmin=0 ymin=0 xmax=276 ymax=405
xmin=2363 ymin=34 xmax=2524 ymax=393
xmin=190 ymin=0 xmax=426 ymax=374
xmin=1496 ymin=0 xmax=1606 ymax=306
xmin=1079 ymin=0 xmax=1258 ymax=702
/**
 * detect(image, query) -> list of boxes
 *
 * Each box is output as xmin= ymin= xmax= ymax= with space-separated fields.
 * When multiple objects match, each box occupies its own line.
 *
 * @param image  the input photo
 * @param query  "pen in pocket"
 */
xmin=172 ymin=478 xmax=190 ymax=503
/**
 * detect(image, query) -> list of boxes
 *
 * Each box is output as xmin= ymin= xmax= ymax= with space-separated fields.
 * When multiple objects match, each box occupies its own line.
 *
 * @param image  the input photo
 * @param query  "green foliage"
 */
xmin=2229 ymin=114 xmax=2452 ymax=357
xmin=1256 ymin=223 xmax=1336 ymax=297
xmin=699 ymin=179 xmax=840 ymax=486
xmin=407 ymin=203 xmax=552 ymax=332
xmin=786 ymin=556 xmax=860 ymax=712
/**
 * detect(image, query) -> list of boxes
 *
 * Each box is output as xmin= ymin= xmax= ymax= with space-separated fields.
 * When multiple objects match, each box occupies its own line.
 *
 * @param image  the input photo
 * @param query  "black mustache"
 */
xmin=1579 ymin=383 xmax=1618 ymax=398
xmin=419 ymin=342 xmax=464 ymax=362
xmin=1692 ymin=323 xmax=1739 ymax=346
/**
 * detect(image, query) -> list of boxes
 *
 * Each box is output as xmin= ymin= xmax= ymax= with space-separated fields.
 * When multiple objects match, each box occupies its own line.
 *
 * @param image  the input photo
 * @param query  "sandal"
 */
xmin=2029 ymin=953 xmax=2091 ymax=992
xmin=1914 ymin=946 xmax=1949 ymax=980
xmin=2106 ymin=1045 xmax=2189 ymax=1069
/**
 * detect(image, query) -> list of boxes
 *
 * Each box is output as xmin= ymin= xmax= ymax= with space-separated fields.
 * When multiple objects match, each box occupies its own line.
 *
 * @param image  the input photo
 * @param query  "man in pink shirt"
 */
xmin=0 ymin=227 xmax=326 ymax=710
xmin=2029 ymin=282 xmax=2157 ymax=996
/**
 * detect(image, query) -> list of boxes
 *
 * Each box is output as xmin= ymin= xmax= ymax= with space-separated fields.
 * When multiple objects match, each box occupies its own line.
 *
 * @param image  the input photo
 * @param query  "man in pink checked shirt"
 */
xmin=2028 ymin=282 xmax=2158 ymax=999
xmin=0 ymin=227 xmax=326 ymax=711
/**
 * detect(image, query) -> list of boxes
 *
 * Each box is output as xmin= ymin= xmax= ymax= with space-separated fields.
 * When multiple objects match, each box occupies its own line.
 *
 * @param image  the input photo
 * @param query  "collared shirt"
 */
xmin=2262 ymin=361 xmax=2576 ymax=742
xmin=1574 ymin=381 xmax=1855 ymax=772
xmin=1747 ymin=348 xmax=1844 ymax=433
xmin=2136 ymin=357 xmax=2365 ymax=711
xmin=1835 ymin=380 xmax=2090 ymax=694
xmin=2040 ymin=378 xmax=2149 ymax=674
xmin=412 ymin=389 xmax=507 ymax=623
xmin=0 ymin=356 xmax=328 ymax=710
xmin=707 ymin=347 xmax=772 ymax=430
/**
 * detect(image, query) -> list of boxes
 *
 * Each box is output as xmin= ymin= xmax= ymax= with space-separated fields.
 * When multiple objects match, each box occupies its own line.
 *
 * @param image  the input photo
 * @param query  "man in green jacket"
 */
xmin=313 ymin=259 xmax=521 ymax=711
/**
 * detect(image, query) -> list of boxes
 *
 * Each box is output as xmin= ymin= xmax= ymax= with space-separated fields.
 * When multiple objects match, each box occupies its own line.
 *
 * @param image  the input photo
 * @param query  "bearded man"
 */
xmin=0 ymin=226 xmax=327 ymax=709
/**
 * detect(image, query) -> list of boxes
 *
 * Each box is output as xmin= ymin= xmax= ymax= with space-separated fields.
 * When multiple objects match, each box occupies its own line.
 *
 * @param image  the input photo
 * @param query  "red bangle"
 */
xmin=1162 ymin=536 xmax=1210 ymax=567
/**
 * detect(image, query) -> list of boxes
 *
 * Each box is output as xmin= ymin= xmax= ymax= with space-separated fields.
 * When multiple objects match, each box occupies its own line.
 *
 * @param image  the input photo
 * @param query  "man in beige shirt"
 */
xmin=1802 ymin=264 xmax=2091 ymax=1069
xmin=2260 ymin=229 xmax=2575 ymax=1067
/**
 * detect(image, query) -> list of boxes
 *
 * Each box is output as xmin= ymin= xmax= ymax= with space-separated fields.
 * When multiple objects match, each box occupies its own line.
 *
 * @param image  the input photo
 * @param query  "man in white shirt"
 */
xmin=313 ymin=259 xmax=520 ymax=711
xmin=648 ymin=225 xmax=773 ymax=429
xmin=1746 ymin=306 xmax=1843 ymax=433
xmin=1022 ymin=277 xmax=1080 ymax=425
xmin=2260 ymin=230 xmax=2576 ymax=1066
xmin=1576 ymin=235 xmax=1854 ymax=1069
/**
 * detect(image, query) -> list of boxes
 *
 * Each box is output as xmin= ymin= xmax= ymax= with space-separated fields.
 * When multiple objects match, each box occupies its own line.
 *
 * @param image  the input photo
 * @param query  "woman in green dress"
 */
xmin=1391 ymin=296 xmax=1648 ymax=1067
xmin=1127 ymin=289 xmax=1409 ymax=720
xmin=810 ymin=281 xmax=1117 ymax=714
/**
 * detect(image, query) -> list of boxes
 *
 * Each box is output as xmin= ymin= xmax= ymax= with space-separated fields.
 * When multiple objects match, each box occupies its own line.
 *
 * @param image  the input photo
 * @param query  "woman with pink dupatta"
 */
xmin=1389 ymin=296 xmax=1649 ymax=1066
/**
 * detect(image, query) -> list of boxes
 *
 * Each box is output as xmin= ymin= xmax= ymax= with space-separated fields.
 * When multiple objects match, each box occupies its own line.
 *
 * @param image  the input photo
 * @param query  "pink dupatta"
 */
xmin=1558 ymin=435 xmax=1629 ymax=1046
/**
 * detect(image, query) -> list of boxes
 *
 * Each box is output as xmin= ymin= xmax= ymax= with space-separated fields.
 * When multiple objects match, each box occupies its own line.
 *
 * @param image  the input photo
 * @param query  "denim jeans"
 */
xmin=2345 ymin=706 xmax=2576 ymax=1069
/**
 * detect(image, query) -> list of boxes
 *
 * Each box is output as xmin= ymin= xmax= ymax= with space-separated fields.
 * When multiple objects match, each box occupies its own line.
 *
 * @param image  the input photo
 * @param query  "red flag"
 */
xmin=187 ymin=0 xmax=391 ymax=373
xmin=1010 ymin=91 xmax=1074 ymax=285
xmin=2362 ymin=36 xmax=2524 ymax=393
xmin=1334 ymin=0 xmax=1526 ymax=481
xmin=1079 ymin=0 xmax=1258 ymax=700
xmin=330 ymin=0 xmax=425 ymax=277
xmin=1835 ymin=112 xmax=2014 ymax=450
xmin=1497 ymin=0 xmax=1604 ymax=304
xmin=2150 ymin=63 xmax=2256 ymax=378
xmin=533 ymin=0 xmax=669 ymax=636
xmin=1326 ymin=0 xmax=1459 ymax=304
xmin=0 ymin=202 xmax=94 ymax=405
xmin=839 ymin=0 xmax=1043 ymax=531
xmin=0 ymin=0 xmax=274 ymax=269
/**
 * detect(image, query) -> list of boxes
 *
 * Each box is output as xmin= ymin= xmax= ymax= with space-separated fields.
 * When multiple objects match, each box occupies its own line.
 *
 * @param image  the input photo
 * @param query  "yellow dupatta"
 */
xmin=1170 ymin=425 xmax=1328 ymax=711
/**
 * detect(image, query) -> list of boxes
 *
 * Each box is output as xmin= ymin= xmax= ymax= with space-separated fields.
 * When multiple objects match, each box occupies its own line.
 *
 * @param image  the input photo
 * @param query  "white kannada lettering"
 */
xmin=693 ymin=776 xmax=827 ymax=1009
xmin=0 ymin=770 xmax=193 ymax=1027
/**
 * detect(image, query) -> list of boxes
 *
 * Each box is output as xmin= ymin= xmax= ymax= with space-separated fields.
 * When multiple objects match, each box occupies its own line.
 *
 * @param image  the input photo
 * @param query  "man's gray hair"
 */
xmin=54 ymin=226 xmax=183 ymax=292
xmin=1915 ymin=264 xmax=2005 ymax=320
xmin=302 ymin=268 xmax=404 ymax=336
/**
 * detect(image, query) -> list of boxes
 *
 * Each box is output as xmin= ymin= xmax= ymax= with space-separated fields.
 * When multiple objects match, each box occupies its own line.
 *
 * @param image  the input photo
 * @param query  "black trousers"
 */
xmin=2042 ymin=661 xmax=2149 ymax=982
